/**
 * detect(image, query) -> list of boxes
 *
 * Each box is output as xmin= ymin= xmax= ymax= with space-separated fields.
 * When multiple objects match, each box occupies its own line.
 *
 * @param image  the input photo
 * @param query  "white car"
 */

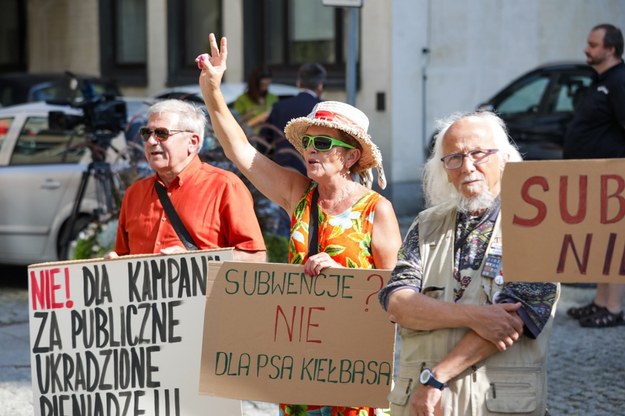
xmin=152 ymin=82 xmax=301 ymax=106
xmin=0 ymin=101 xmax=129 ymax=265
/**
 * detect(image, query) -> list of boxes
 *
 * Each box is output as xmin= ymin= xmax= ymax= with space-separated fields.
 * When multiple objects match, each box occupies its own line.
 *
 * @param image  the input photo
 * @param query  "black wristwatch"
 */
xmin=419 ymin=368 xmax=446 ymax=390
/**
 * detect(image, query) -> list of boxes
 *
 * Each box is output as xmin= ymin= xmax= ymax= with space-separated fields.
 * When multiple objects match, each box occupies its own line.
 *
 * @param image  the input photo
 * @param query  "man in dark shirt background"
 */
xmin=564 ymin=23 xmax=625 ymax=328
xmin=262 ymin=63 xmax=327 ymax=174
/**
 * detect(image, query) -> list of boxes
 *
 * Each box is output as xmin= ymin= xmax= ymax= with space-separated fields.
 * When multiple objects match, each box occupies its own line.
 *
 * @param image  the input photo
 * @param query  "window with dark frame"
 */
xmin=99 ymin=0 xmax=147 ymax=86
xmin=114 ymin=0 xmax=147 ymax=66
xmin=0 ymin=0 xmax=27 ymax=73
xmin=98 ymin=0 xmax=353 ymax=88
xmin=166 ymin=0 xmax=222 ymax=86
xmin=244 ymin=0 xmax=354 ymax=89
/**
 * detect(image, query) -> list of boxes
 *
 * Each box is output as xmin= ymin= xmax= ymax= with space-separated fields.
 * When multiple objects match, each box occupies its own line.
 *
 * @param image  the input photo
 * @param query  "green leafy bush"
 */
xmin=264 ymin=233 xmax=289 ymax=263
xmin=71 ymin=217 xmax=118 ymax=260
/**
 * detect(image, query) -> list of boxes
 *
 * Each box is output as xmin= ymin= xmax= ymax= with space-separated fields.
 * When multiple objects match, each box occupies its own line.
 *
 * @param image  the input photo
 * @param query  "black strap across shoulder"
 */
xmin=154 ymin=181 xmax=199 ymax=250
xmin=308 ymin=187 xmax=319 ymax=256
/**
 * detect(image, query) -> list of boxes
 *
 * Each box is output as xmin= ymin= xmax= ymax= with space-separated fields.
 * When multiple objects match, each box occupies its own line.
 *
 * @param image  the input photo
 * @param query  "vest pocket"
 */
xmin=387 ymin=376 xmax=413 ymax=406
xmin=483 ymin=366 xmax=541 ymax=414
xmin=422 ymin=285 xmax=445 ymax=300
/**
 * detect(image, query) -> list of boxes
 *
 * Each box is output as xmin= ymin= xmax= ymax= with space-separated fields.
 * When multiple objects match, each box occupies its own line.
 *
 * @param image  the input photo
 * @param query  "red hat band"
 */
xmin=312 ymin=110 xmax=364 ymax=135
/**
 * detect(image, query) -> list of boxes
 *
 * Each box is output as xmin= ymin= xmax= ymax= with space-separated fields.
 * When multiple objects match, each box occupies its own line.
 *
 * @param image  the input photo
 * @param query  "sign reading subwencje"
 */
xmin=199 ymin=262 xmax=395 ymax=409
xmin=28 ymin=249 xmax=242 ymax=416
xmin=501 ymin=159 xmax=625 ymax=283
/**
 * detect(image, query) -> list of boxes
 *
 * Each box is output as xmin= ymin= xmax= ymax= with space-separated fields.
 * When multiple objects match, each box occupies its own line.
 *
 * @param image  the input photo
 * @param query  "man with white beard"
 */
xmin=379 ymin=111 xmax=559 ymax=416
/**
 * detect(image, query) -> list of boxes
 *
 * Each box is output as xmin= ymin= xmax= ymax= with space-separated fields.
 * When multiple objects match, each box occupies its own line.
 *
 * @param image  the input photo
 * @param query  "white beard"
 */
xmin=456 ymin=177 xmax=496 ymax=214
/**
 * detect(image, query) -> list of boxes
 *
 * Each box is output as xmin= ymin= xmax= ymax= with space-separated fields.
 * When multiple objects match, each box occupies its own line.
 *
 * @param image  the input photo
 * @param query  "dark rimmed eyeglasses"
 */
xmin=139 ymin=127 xmax=194 ymax=142
xmin=301 ymin=135 xmax=356 ymax=152
xmin=440 ymin=148 xmax=498 ymax=170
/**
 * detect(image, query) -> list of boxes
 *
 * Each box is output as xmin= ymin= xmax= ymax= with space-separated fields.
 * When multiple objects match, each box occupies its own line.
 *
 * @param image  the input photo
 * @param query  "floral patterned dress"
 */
xmin=281 ymin=182 xmax=381 ymax=416
xmin=288 ymin=182 xmax=380 ymax=267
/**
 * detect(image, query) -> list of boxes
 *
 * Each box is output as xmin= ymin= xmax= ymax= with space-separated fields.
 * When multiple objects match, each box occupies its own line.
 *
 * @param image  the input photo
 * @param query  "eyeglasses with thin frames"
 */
xmin=139 ymin=127 xmax=194 ymax=142
xmin=301 ymin=135 xmax=356 ymax=152
xmin=440 ymin=148 xmax=498 ymax=170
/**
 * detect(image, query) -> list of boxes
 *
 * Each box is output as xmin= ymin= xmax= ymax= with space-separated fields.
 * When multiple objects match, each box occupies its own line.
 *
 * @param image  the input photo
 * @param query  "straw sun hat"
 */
xmin=284 ymin=101 xmax=387 ymax=189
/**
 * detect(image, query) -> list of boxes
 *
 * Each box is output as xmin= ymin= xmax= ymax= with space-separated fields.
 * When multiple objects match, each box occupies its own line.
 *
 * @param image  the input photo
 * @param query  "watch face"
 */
xmin=420 ymin=369 xmax=432 ymax=384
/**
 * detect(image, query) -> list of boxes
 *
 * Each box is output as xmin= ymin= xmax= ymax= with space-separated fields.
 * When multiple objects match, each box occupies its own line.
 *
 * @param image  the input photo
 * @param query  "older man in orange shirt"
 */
xmin=109 ymin=99 xmax=266 ymax=260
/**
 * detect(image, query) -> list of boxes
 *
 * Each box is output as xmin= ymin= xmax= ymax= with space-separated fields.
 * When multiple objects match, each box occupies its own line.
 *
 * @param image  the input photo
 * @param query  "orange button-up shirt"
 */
xmin=115 ymin=156 xmax=266 ymax=255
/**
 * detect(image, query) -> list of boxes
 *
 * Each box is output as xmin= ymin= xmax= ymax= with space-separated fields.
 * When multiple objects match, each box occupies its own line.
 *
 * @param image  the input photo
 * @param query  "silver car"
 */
xmin=0 ymin=102 xmax=128 ymax=265
xmin=152 ymin=82 xmax=301 ymax=106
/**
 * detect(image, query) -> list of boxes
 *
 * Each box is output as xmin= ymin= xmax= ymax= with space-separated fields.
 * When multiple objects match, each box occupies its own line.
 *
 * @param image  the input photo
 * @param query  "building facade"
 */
xmin=3 ymin=0 xmax=625 ymax=213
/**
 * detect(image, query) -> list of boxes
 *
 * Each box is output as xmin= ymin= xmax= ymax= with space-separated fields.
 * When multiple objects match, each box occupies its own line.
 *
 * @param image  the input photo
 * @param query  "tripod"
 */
xmin=48 ymin=74 xmax=130 ymax=259
xmin=57 ymin=136 xmax=124 ymax=260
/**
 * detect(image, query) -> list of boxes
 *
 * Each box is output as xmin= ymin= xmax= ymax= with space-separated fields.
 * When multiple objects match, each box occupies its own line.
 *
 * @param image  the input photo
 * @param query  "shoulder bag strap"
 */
xmin=308 ymin=187 xmax=319 ymax=256
xmin=154 ymin=181 xmax=199 ymax=250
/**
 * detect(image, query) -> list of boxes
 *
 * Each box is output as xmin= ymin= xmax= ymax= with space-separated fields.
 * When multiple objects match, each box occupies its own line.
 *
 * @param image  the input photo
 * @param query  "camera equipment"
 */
xmin=47 ymin=72 xmax=127 ymax=160
xmin=48 ymin=98 xmax=126 ymax=137
xmin=47 ymin=72 xmax=128 ymax=259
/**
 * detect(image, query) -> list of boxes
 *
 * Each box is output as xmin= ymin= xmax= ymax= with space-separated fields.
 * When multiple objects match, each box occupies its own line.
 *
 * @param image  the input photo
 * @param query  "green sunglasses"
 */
xmin=301 ymin=135 xmax=356 ymax=152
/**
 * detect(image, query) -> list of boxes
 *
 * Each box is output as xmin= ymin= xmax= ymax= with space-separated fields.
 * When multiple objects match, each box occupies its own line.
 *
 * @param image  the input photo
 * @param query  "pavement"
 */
xmin=1 ymin=215 xmax=624 ymax=415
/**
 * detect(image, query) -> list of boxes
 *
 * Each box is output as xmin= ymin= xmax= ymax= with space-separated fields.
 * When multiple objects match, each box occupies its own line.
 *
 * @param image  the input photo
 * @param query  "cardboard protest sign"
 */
xmin=27 ymin=249 xmax=242 ymax=416
xmin=199 ymin=262 xmax=395 ymax=408
xmin=501 ymin=159 xmax=625 ymax=283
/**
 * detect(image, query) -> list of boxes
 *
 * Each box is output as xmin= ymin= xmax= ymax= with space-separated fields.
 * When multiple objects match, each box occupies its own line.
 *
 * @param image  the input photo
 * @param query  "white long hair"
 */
xmin=423 ymin=111 xmax=522 ymax=208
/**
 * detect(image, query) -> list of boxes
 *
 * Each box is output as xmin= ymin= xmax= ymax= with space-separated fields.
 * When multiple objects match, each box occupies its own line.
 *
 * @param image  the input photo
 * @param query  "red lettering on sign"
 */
xmin=514 ymin=174 xmax=625 ymax=227
xmin=512 ymin=176 xmax=548 ymax=227
xmin=603 ymin=233 xmax=617 ymax=275
xmin=30 ymin=267 xmax=73 ymax=311
xmin=556 ymin=234 xmax=592 ymax=274
xmin=600 ymin=175 xmax=625 ymax=224
xmin=559 ymin=175 xmax=587 ymax=224
xmin=274 ymin=305 xmax=325 ymax=343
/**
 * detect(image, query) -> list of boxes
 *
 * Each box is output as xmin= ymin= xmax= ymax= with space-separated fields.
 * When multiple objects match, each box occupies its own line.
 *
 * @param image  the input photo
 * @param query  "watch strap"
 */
xmin=421 ymin=368 xmax=446 ymax=390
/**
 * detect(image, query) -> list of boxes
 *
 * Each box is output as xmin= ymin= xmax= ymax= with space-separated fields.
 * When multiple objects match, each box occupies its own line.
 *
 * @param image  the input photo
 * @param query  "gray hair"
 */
xmin=423 ymin=111 xmax=522 ymax=208
xmin=147 ymin=99 xmax=207 ymax=152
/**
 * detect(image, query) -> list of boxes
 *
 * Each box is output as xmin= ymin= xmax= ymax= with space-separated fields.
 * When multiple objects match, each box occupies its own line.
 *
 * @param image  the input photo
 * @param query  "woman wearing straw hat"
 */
xmin=197 ymin=34 xmax=402 ymax=416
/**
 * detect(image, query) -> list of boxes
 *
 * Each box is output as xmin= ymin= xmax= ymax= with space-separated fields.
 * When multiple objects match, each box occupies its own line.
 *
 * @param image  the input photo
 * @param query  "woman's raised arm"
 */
xmin=197 ymin=33 xmax=309 ymax=213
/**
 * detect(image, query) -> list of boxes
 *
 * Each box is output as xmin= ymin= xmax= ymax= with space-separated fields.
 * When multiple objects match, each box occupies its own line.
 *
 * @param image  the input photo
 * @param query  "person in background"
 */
xmin=563 ymin=23 xmax=625 ymax=328
xmin=379 ymin=111 xmax=559 ymax=416
xmin=107 ymin=99 xmax=266 ymax=261
xmin=262 ymin=62 xmax=328 ymax=175
xmin=233 ymin=65 xmax=278 ymax=129
xmin=197 ymin=33 xmax=402 ymax=416
xmin=264 ymin=62 xmax=326 ymax=135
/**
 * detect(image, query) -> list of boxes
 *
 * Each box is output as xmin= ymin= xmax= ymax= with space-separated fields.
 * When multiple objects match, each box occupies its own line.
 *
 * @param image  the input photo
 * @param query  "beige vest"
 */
xmin=388 ymin=206 xmax=558 ymax=416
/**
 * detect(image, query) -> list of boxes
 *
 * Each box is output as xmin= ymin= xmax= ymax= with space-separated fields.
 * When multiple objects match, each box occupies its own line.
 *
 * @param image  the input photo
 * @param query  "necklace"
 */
xmin=322 ymin=183 xmax=356 ymax=213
